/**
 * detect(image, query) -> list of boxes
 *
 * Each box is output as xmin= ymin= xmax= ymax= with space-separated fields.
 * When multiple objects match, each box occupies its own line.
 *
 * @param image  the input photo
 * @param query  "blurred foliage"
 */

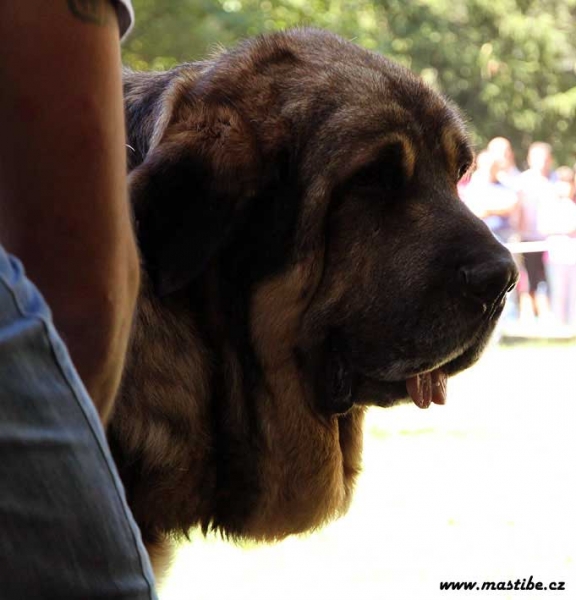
xmin=123 ymin=0 xmax=576 ymax=165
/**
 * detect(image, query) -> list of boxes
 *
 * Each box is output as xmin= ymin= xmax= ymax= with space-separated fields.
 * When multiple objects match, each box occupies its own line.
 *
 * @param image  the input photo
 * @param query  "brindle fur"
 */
xmin=109 ymin=28 xmax=516 ymax=577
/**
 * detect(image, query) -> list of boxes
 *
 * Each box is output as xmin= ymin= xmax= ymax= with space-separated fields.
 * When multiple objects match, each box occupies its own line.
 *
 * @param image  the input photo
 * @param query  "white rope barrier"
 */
xmin=505 ymin=240 xmax=551 ymax=254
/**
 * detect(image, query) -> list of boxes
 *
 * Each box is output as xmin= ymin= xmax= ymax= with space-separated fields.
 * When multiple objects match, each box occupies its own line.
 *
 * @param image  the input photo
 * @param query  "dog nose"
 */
xmin=459 ymin=254 xmax=519 ymax=305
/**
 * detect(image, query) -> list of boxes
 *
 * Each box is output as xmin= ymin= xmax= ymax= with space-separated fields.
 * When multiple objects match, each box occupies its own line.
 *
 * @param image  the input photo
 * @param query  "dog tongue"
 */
xmin=405 ymin=370 xmax=447 ymax=409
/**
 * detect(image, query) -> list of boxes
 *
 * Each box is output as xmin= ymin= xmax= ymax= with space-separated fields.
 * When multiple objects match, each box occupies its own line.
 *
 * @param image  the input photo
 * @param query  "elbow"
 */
xmin=59 ymin=243 xmax=142 ymax=424
xmin=93 ymin=242 xmax=142 ymax=420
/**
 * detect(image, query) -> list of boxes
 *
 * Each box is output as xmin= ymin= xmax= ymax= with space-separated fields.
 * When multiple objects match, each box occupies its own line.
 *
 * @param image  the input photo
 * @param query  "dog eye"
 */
xmin=457 ymin=162 xmax=471 ymax=182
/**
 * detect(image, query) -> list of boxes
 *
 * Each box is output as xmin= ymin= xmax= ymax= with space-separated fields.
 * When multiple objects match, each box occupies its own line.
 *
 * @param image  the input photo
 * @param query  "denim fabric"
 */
xmin=0 ymin=246 xmax=157 ymax=599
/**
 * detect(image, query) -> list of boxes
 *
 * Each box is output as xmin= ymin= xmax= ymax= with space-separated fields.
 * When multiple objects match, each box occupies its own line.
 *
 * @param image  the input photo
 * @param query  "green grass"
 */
xmin=160 ymin=341 xmax=576 ymax=600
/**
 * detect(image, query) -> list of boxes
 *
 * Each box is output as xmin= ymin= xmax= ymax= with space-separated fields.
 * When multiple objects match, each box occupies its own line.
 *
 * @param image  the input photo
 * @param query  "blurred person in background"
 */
xmin=516 ymin=142 xmax=555 ymax=321
xmin=487 ymin=136 xmax=521 ymax=190
xmin=538 ymin=166 xmax=576 ymax=326
xmin=461 ymin=149 xmax=520 ymax=324
xmin=555 ymin=166 xmax=576 ymax=202
xmin=461 ymin=149 xmax=519 ymax=243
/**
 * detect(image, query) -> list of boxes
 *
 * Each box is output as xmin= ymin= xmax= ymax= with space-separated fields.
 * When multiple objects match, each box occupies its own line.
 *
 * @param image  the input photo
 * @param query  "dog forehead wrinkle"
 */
xmin=185 ymin=30 xmax=460 ymax=176
xmin=208 ymin=30 xmax=407 ymax=99
xmin=301 ymin=116 xmax=420 ymax=188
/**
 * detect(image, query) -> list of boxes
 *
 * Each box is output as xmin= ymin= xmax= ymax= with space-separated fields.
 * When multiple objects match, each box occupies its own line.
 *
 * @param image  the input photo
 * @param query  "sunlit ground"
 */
xmin=160 ymin=340 xmax=576 ymax=600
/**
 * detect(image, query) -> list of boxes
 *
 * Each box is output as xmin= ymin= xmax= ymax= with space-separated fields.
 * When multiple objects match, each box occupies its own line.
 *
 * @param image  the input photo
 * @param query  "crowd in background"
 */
xmin=458 ymin=138 xmax=576 ymax=329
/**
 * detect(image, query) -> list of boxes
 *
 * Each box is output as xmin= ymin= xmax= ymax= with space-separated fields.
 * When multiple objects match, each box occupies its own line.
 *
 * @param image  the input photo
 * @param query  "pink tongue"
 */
xmin=405 ymin=370 xmax=447 ymax=409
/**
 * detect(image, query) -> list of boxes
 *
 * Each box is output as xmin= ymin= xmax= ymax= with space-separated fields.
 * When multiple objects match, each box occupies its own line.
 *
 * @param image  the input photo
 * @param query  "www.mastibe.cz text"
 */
xmin=440 ymin=576 xmax=566 ymax=592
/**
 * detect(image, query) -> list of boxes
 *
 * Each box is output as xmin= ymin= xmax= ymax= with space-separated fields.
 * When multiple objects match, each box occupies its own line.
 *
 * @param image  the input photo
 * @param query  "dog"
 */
xmin=109 ymin=28 xmax=518 ymax=576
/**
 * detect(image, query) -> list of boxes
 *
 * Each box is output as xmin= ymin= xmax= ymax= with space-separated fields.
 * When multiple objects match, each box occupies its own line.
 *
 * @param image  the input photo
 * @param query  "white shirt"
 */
xmin=114 ymin=0 xmax=135 ymax=40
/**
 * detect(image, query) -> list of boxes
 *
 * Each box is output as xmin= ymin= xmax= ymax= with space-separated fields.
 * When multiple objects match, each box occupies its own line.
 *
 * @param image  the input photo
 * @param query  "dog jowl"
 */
xmin=111 ymin=28 xmax=518 ymax=573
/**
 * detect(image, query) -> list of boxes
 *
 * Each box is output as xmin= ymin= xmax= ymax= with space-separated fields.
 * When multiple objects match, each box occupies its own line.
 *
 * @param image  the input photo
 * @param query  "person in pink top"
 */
xmin=487 ymin=136 xmax=521 ymax=191
xmin=538 ymin=167 xmax=576 ymax=325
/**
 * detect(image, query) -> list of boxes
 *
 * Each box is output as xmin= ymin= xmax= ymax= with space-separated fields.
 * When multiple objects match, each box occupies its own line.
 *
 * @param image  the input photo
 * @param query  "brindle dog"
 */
xmin=110 ymin=28 xmax=518 ymax=575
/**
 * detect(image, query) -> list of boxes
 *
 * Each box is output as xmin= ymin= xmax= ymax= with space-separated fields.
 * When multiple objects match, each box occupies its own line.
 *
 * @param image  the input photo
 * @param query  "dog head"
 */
xmin=127 ymin=28 xmax=516 ymax=412
xmin=121 ymin=28 xmax=517 ymax=540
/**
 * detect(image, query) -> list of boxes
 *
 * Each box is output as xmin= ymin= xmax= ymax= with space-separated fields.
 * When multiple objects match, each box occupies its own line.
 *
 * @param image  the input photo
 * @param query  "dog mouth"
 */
xmin=320 ymin=353 xmax=460 ymax=413
xmin=343 ymin=359 xmax=450 ymax=411
xmin=311 ymin=295 xmax=505 ymax=414
xmin=307 ymin=338 xmax=452 ymax=414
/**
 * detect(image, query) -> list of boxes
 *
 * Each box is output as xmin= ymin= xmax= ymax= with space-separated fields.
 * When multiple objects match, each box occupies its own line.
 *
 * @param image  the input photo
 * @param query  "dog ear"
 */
xmin=129 ymin=101 xmax=260 ymax=296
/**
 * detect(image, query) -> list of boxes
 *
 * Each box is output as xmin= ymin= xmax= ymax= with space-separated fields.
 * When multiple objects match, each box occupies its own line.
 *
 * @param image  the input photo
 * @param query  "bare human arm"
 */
xmin=0 ymin=0 xmax=140 ymax=425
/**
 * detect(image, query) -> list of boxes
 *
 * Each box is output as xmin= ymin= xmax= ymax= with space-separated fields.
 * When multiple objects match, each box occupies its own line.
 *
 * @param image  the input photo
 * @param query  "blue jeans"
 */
xmin=0 ymin=246 xmax=157 ymax=599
